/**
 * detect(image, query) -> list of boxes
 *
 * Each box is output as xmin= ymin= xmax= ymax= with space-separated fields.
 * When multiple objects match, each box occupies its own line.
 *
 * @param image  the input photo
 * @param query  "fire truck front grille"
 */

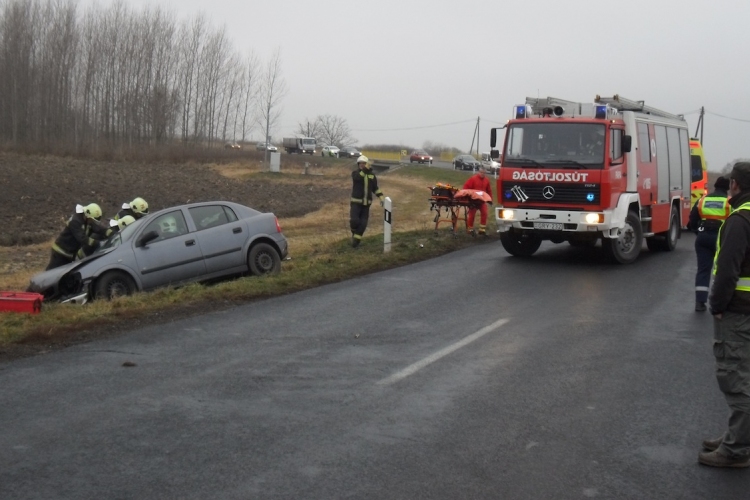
xmin=501 ymin=182 xmax=600 ymax=205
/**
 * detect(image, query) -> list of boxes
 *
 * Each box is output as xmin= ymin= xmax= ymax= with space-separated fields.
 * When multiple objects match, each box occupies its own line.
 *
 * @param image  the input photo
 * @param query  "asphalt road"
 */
xmin=3 ymin=234 xmax=750 ymax=499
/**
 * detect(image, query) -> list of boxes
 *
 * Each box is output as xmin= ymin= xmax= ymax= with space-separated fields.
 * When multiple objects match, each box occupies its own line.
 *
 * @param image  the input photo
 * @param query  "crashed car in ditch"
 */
xmin=28 ymin=201 xmax=288 ymax=303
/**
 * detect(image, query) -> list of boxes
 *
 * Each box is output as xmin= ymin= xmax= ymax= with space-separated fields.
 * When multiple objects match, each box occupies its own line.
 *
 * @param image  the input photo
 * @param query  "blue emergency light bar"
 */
xmin=514 ymin=105 xmax=531 ymax=119
xmin=595 ymin=105 xmax=608 ymax=119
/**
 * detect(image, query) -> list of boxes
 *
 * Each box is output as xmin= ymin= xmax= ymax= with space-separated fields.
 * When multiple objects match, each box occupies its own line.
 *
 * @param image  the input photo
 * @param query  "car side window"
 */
xmin=189 ymin=205 xmax=230 ymax=230
xmin=223 ymin=206 xmax=238 ymax=222
xmin=143 ymin=211 xmax=189 ymax=242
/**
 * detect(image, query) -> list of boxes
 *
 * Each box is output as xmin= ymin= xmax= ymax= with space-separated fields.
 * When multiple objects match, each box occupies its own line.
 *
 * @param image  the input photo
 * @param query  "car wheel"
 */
xmin=248 ymin=242 xmax=281 ymax=276
xmin=94 ymin=271 xmax=136 ymax=300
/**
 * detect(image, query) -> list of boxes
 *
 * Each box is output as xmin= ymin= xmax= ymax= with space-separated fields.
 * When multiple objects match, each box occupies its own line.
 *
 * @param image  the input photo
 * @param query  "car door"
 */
xmin=133 ymin=210 xmax=206 ymax=290
xmin=188 ymin=204 xmax=247 ymax=275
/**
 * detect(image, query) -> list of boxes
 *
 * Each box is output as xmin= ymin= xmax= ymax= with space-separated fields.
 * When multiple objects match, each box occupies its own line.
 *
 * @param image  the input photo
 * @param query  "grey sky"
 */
xmin=94 ymin=0 xmax=748 ymax=170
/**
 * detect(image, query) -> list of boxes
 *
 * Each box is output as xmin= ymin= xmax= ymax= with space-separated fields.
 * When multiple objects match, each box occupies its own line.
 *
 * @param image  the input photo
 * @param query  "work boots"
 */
xmin=695 ymin=302 xmax=707 ymax=312
xmin=698 ymin=450 xmax=750 ymax=468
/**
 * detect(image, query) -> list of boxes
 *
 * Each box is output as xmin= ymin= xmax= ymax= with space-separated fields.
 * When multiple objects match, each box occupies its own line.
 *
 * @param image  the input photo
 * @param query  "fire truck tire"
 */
xmin=646 ymin=205 xmax=680 ymax=252
xmin=500 ymin=230 xmax=542 ymax=257
xmin=603 ymin=211 xmax=642 ymax=264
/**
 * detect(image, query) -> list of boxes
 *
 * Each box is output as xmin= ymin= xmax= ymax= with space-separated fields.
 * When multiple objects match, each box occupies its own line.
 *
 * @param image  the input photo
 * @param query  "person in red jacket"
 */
xmin=463 ymin=165 xmax=493 ymax=235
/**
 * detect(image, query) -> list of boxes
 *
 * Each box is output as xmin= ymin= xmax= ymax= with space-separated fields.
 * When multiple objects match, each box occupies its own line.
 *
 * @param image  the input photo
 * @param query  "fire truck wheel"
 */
xmin=500 ymin=230 xmax=542 ymax=257
xmin=646 ymin=205 xmax=680 ymax=252
xmin=603 ymin=211 xmax=643 ymax=264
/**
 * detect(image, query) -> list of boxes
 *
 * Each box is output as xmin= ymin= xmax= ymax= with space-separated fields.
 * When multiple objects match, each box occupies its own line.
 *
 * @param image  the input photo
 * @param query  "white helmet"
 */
xmin=357 ymin=155 xmax=369 ymax=164
xmin=159 ymin=215 xmax=178 ymax=234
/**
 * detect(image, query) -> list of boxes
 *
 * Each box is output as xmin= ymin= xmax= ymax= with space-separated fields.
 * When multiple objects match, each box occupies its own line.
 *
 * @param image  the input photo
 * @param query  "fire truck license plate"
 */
xmin=534 ymin=222 xmax=563 ymax=230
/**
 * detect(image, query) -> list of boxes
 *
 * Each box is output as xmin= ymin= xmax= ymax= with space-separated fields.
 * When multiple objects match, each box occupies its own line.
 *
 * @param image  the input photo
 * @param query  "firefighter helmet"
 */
xmin=357 ymin=155 xmax=369 ymax=165
xmin=117 ymin=215 xmax=136 ymax=231
xmin=129 ymin=197 xmax=149 ymax=215
xmin=83 ymin=203 xmax=102 ymax=221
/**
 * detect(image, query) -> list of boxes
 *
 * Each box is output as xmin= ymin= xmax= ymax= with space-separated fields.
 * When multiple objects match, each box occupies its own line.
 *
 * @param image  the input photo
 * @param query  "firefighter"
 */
xmin=688 ymin=176 xmax=730 ymax=312
xmin=700 ymin=162 xmax=750 ymax=468
xmin=462 ymin=165 xmax=493 ymax=236
xmin=115 ymin=197 xmax=149 ymax=220
xmin=349 ymin=155 xmax=385 ymax=248
xmin=46 ymin=203 xmax=114 ymax=270
xmin=108 ymin=215 xmax=137 ymax=233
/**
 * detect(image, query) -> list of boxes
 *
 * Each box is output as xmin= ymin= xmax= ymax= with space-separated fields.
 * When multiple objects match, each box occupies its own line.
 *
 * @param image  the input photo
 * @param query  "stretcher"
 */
xmin=428 ymin=184 xmax=485 ymax=233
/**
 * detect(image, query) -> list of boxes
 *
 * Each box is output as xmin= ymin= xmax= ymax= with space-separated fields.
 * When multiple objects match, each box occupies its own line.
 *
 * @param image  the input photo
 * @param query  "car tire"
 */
xmin=248 ymin=242 xmax=281 ymax=276
xmin=94 ymin=271 xmax=136 ymax=300
xmin=603 ymin=210 xmax=642 ymax=264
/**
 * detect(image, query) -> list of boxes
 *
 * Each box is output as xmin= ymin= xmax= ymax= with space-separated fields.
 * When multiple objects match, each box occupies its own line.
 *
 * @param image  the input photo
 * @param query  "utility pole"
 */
xmin=468 ymin=117 xmax=480 ymax=156
xmin=694 ymin=106 xmax=704 ymax=144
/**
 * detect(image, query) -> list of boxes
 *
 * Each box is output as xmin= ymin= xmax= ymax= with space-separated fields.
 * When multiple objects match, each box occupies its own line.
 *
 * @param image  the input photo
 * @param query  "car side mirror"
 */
xmin=136 ymin=230 xmax=159 ymax=248
xmin=490 ymin=149 xmax=500 ymax=160
xmin=622 ymin=135 xmax=632 ymax=153
xmin=490 ymin=128 xmax=497 ymax=148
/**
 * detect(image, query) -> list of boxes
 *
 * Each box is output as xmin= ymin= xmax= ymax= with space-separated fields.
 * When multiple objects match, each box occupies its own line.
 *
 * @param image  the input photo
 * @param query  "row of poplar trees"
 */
xmin=0 ymin=0 xmax=281 ymax=151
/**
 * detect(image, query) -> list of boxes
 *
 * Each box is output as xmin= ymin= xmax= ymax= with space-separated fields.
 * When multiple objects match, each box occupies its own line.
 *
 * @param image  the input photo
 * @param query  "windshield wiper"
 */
xmin=545 ymin=160 xmax=589 ymax=169
xmin=506 ymin=157 xmax=545 ymax=168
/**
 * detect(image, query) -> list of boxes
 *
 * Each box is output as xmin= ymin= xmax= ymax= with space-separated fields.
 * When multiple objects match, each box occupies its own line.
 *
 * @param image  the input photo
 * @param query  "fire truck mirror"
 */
xmin=490 ymin=128 xmax=497 ymax=148
xmin=622 ymin=135 xmax=632 ymax=153
xmin=490 ymin=149 xmax=500 ymax=160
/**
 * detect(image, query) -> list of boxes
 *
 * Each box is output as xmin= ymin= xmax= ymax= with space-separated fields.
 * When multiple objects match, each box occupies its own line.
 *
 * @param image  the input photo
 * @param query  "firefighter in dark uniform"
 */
xmin=349 ymin=155 xmax=385 ymax=248
xmin=688 ymin=176 xmax=730 ymax=312
xmin=46 ymin=203 xmax=114 ymax=270
xmin=115 ymin=197 xmax=149 ymax=221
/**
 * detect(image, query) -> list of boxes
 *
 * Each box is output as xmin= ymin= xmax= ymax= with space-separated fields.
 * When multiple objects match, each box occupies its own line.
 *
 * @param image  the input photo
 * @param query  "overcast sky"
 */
xmin=92 ymin=0 xmax=749 ymax=170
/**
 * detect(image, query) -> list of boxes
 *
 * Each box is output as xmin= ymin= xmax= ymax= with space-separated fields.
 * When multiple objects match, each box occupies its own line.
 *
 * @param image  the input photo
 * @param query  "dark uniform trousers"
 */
xmin=350 ymin=204 xmax=370 ymax=241
xmin=695 ymin=229 xmax=719 ymax=303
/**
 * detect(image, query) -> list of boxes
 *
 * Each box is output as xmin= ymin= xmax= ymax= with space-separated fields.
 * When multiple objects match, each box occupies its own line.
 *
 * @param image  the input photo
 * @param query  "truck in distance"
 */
xmin=282 ymin=137 xmax=316 ymax=155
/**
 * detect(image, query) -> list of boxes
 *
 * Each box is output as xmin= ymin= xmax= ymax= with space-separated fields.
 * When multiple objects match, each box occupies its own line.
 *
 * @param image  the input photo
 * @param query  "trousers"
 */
xmin=350 ymin=203 xmax=371 ymax=241
xmin=467 ymin=203 xmax=488 ymax=230
xmin=695 ymin=230 xmax=718 ymax=303
xmin=714 ymin=311 xmax=750 ymax=458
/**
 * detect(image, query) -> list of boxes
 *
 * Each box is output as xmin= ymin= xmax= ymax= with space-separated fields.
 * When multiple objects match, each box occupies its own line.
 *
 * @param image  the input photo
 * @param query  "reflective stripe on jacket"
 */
xmin=698 ymin=195 xmax=730 ymax=221
xmin=713 ymin=201 xmax=750 ymax=290
xmin=350 ymin=168 xmax=384 ymax=206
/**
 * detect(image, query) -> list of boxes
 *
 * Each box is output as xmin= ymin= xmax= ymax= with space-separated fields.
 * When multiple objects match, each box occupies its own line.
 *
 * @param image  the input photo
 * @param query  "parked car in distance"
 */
xmin=453 ymin=154 xmax=481 ymax=171
xmin=339 ymin=146 xmax=362 ymax=158
xmin=410 ymin=150 xmax=433 ymax=164
xmin=224 ymin=142 xmax=242 ymax=150
xmin=256 ymin=142 xmax=278 ymax=152
xmin=27 ymin=201 xmax=289 ymax=304
xmin=481 ymin=152 xmax=501 ymax=174
xmin=321 ymin=145 xmax=340 ymax=157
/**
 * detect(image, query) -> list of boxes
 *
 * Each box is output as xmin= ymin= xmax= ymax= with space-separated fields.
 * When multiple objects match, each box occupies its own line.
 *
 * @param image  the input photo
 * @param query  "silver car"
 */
xmin=28 ymin=201 xmax=289 ymax=303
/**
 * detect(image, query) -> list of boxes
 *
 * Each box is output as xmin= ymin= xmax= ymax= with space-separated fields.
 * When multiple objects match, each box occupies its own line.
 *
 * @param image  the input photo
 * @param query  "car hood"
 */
xmin=28 ymin=248 xmax=115 ymax=292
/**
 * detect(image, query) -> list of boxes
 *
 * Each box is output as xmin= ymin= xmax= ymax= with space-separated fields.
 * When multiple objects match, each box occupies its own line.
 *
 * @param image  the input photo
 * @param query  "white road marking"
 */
xmin=377 ymin=318 xmax=510 ymax=386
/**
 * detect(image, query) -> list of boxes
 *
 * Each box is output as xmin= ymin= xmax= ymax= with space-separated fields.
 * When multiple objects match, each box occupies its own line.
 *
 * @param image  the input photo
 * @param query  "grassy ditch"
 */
xmin=0 ymin=163 xmax=493 ymax=347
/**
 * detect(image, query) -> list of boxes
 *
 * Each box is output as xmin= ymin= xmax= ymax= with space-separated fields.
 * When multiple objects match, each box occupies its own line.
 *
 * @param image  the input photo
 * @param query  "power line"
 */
xmin=352 ymin=119 xmax=476 ymax=132
xmin=680 ymin=109 xmax=750 ymax=124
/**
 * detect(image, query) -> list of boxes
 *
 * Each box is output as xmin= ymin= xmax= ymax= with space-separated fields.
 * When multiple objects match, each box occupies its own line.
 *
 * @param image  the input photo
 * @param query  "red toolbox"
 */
xmin=0 ymin=291 xmax=44 ymax=314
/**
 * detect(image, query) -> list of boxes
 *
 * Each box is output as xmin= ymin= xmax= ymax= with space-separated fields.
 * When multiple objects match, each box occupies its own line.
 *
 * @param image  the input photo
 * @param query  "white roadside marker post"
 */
xmin=383 ymin=197 xmax=392 ymax=253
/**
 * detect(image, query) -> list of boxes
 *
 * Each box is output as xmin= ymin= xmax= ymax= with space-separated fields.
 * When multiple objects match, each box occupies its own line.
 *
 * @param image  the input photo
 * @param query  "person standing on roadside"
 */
xmin=688 ymin=176 xmax=730 ymax=312
xmin=700 ymin=162 xmax=750 ymax=468
xmin=462 ymin=165 xmax=493 ymax=236
xmin=349 ymin=155 xmax=384 ymax=248
xmin=46 ymin=203 xmax=113 ymax=270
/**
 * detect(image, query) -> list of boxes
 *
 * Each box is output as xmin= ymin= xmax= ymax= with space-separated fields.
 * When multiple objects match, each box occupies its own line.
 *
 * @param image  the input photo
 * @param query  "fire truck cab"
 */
xmin=490 ymin=95 xmax=691 ymax=264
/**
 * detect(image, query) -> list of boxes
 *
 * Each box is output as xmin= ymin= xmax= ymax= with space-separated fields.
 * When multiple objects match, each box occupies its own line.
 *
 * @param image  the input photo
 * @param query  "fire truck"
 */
xmin=489 ymin=95 xmax=691 ymax=264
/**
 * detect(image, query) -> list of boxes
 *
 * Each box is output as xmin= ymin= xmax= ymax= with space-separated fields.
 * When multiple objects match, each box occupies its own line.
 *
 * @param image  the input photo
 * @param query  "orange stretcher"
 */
xmin=428 ymin=184 xmax=486 ymax=233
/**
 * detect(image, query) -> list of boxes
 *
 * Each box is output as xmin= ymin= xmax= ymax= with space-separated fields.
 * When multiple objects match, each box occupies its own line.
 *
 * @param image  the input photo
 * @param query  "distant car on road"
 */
xmin=481 ymin=152 xmax=501 ymax=174
xmin=321 ymin=145 xmax=340 ymax=157
xmin=410 ymin=150 xmax=433 ymax=164
xmin=225 ymin=142 xmax=242 ymax=150
xmin=339 ymin=146 xmax=362 ymax=158
xmin=453 ymin=154 xmax=481 ymax=171
xmin=256 ymin=142 xmax=278 ymax=152
xmin=27 ymin=201 xmax=288 ymax=303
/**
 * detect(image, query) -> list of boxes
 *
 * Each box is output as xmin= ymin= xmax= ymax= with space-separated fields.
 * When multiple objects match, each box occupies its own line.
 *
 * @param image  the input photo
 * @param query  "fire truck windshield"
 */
xmin=504 ymin=122 xmax=605 ymax=169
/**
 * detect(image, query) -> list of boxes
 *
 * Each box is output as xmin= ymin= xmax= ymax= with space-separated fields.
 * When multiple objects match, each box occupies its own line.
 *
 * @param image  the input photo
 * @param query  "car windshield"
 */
xmin=504 ymin=122 xmax=605 ymax=169
xmin=97 ymin=218 xmax=143 ymax=253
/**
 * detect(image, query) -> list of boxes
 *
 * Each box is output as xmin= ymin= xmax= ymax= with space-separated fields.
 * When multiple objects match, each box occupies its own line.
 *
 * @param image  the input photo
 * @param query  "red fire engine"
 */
xmin=490 ymin=95 xmax=691 ymax=264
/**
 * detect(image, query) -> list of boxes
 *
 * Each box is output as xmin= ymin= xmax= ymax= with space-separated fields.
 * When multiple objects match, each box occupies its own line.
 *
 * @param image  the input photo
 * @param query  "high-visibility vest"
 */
xmin=697 ymin=195 xmax=730 ymax=221
xmin=713 ymin=202 xmax=750 ymax=294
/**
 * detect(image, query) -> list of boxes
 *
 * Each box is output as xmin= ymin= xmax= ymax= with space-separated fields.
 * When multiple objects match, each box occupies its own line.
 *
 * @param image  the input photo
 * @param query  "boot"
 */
xmin=702 ymin=436 xmax=723 ymax=452
xmin=698 ymin=450 xmax=750 ymax=468
xmin=695 ymin=302 xmax=707 ymax=312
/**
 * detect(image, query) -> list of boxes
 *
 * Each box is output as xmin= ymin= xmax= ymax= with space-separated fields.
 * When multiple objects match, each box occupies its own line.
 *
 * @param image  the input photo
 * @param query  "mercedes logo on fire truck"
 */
xmin=542 ymin=186 xmax=556 ymax=199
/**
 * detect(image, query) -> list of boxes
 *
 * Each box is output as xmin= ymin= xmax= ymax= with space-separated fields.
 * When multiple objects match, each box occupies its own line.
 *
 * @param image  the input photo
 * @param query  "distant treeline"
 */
xmin=361 ymin=142 xmax=464 ymax=155
xmin=0 ymin=0 xmax=266 ymax=153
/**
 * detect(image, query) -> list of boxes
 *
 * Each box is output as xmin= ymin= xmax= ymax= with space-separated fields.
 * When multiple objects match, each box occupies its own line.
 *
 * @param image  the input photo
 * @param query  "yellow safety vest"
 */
xmin=713 ymin=202 xmax=750 ymax=293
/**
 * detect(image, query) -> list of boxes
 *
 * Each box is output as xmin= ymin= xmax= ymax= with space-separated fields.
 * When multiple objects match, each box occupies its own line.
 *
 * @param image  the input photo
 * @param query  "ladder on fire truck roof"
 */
xmin=525 ymin=96 xmax=582 ymax=115
xmin=594 ymin=94 xmax=683 ymax=121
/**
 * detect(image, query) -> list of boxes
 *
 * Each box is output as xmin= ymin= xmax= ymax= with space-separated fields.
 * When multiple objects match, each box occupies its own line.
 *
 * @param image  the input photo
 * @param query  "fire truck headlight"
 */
xmin=583 ymin=213 xmax=603 ymax=224
xmin=500 ymin=209 xmax=515 ymax=221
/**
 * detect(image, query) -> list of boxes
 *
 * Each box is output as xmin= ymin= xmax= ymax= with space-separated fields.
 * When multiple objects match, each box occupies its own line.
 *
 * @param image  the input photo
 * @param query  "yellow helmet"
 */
xmin=117 ymin=215 xmax=136 ymax=230
xmin=129 ymin=197 xmax=149 ymax=215
xmin=357 ymin=155 xmax=369 ymax=164
xmin=83 ymin=203 xmax=102 ymax=221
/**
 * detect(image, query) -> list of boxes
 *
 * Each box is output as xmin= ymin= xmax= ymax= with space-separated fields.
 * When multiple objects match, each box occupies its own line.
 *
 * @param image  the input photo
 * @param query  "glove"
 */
xmin=379 ymin=199 xmax=384 ymax=207
xmin=488 ymin=201 xmax=493 ymax=206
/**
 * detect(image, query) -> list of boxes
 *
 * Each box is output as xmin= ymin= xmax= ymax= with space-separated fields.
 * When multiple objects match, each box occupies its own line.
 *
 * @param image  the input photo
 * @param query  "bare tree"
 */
xmin=295 ymin=118 xmax=322 ymax=142
xmin=236 ymin=51 xmax=259 ymax=143
xmin=316 ymin=114 xmax=356 ymax=147
xmin=256 ymin=47 xmax=287 ymax=164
